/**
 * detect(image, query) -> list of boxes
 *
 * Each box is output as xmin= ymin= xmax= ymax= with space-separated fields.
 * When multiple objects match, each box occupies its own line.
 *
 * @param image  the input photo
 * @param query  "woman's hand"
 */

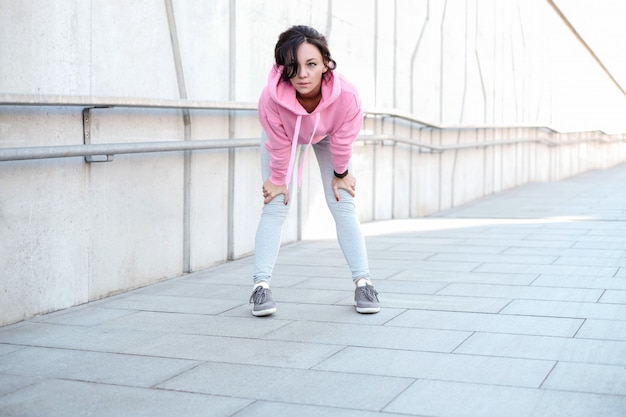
xmin=262 ymin=180 xmax=289 ymax=205
xmin=332 ymin=172 xmax=357 ymax=201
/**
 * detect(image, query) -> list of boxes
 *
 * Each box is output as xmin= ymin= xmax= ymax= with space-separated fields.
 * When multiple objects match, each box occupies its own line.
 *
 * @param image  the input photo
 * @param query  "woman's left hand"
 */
xmin=332 ymin=172 xmax=357 ymax=201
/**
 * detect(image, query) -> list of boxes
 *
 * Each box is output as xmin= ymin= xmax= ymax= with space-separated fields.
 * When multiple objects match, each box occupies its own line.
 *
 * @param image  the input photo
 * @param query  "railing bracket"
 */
xmin=82 ymin=107 xmax=113 ymax=163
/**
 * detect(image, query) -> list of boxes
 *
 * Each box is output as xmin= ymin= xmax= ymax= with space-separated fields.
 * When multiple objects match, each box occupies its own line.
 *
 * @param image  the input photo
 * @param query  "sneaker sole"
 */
xmin=252 ymin=307 xmax=276 ymax=317
xmin=356 ymin=306 xmax=380 ymax=314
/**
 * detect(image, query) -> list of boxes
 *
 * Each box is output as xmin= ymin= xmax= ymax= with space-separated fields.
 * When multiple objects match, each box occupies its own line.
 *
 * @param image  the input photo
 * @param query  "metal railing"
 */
xmin=0 ymin=93 xmax=620 ymax=163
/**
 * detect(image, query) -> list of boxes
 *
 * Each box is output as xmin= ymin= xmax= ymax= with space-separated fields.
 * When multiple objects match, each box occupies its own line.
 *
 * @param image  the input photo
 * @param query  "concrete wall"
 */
xmin=1 ymin=0 xmax=626 ymax=325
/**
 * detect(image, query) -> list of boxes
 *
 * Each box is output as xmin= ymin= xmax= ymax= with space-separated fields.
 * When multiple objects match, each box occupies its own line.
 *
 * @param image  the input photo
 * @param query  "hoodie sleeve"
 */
xmin=258 ymin=87 xmax=292 ymax=185
xmin=330 ymin=93 xmax=363 ymax=175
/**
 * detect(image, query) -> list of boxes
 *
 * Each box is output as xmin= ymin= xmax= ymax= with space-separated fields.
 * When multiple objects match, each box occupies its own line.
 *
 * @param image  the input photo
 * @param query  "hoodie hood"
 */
xmin=266 ymin=64 xmax=342 ymax=115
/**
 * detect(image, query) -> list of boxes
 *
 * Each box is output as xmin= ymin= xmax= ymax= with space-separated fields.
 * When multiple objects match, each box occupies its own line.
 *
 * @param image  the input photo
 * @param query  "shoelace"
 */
xmin=358 ymin=285 xmax=378 ymax=301
xmin=249 ymin=286 xmax=270 ymax=304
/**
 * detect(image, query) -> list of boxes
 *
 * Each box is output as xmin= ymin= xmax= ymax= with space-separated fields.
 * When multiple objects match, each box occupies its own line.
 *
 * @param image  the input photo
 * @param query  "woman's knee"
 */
xmin=262 ymin=196 xmax=290 ymax=218
xmin=326 ymin=192 xmax=356 ymax=215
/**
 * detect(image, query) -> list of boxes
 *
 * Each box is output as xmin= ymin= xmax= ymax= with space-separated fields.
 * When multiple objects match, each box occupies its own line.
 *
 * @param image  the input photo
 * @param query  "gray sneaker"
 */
xmin=354 ymin=284 xmax=380 ymax=314
xmin=249 ymin=286 xmax=276 ymax=317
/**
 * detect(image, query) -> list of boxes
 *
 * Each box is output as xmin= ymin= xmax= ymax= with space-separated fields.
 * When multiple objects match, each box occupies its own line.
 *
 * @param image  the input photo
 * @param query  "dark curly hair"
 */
xmin=274 ymin=25 xmax=337 ymax=81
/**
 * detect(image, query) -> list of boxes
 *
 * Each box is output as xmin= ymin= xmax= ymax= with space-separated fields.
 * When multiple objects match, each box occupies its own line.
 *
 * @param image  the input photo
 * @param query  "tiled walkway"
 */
xmin=1 ymin=164 xmax=626 ymax=417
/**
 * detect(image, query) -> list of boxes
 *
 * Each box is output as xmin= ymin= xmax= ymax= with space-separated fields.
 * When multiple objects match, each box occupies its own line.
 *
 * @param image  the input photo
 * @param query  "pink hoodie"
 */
xmin=258 ymin=64 xmax=363 ymax=187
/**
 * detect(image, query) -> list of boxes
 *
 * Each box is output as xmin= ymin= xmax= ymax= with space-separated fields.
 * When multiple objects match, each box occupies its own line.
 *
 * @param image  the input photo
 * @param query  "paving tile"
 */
xmin=263 ymin=320 xmax=471 ymax=352
xmin=268 ymin=286 xmax=353 ymax=304
xmin=504 ymin=247 xmax=625 ymax=258
xmin=475 ymin=262 xmax=619 ymax=277
xmin=427 ymin=252 xmax=558 ymax=265
xmin=542 ymin=362 xmax=626 ymax=396
xmin=370 ymin=258 xmax=479 ymax=273
xmin=351 ymin=292 xmax=509 ymax=313
xmin=459 ymin=238 xmax=575 ymax=249
xmin=554 ymin=256 xmax=626 ymax=267
xmin=99 ymin=311 xmax=291 ymax=338
xmin=599 ymin=289 xmax=626 ymax=304
xmin=565 ymin=235 xmax=626 ymax=244
xmin=391 ymin=243 xmax=507 ymax=254
xmin=221 ymin=302 xmax=404 ymax=324
xmin=232 ymin=401 xmax=407 ymax=417
xmin=384 ymin=260 xmax=482 ymax=273
xmin=437 ymin=283 xmax=602 ymax=302
xmin=295 ymin=276 xmax=448 ymax=294
xmin=278 ymin=250 xmax=349 ymax=265
xmin=32 ymin=306 xmax=136 ymax=326
xmin=0 ymin=373 xmax=40 ymax=397
xmin=182 ymin=270 xmax=308 ymax=287
xmin=134 ymin=281 xmax=249 ymax=298
xmin=532 ymin=275 xmax=626 ymax=290
xmin=455 ymin=332 xmax=626 ymax=365
xmin=576 ymin=319 xmax=626 ymax=341
xmin=96 ymin=293 xmax=245 ymax=314
xmin=0 ymin=346 xmax=198 ymax=387
xmin=0 ymin=344 xmax=23 ymax=357
xmin=574 ymin=240 xmax=626 ymax=250
xmin=390 ymin=269 xmax=539 ymax=285
xmin=158 ymin=361 xmax=413 ymax=411
xmin=313 ymin=346 xmax=554 ymax=387
xmin=385 ymin=310 xmax=584 ymax=337
xmin=367 ymin=249 xmax=435 ymax=260
xmin=524 ymin=232 xmax=596 ymax=242
xmin=384 ymin=379 xmax=626 ymax=417
xmin=501 ymin=299 xmax=626 ymax=320
xmin=259 ymin=264 xmax=356 ymax=279
xmin=0 ymin=322 xmax=163 ymax=353
xmin=0 ymin=379 xmax=251 ymax=417
xmin=123 ymin=333 xmax=342 ymax=369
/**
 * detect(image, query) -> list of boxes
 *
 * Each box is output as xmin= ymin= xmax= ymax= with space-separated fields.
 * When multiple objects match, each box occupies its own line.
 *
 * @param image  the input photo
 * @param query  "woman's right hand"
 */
xmin=262 ymin=180 xmax=289 ymax=205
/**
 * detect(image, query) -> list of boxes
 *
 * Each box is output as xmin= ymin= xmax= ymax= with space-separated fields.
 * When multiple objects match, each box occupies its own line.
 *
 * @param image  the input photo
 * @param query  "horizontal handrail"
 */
xmin=1 ymin=93 xmax=623 ymax=163
xmin=0 ymin=94 xmax=258 ymax=111
xmin=0 ymin=134 xmax=570 ymax=163
xmin=0 ymin=138 xmax=260 ymax=162
xmin=0 ymin=93 xmax=583 ymax=133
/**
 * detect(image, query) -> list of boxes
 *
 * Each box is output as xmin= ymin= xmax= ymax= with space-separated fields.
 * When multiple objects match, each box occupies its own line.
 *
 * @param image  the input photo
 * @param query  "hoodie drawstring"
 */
xmin=285 ymin=112 xmax=320 ymax=188
xmin=285 ymin=115 xmax=301 ymax=185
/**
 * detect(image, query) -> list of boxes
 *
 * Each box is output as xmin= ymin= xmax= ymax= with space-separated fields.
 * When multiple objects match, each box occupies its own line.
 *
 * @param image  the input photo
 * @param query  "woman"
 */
xmin=250 ymin=25 xmax=380 ymax=316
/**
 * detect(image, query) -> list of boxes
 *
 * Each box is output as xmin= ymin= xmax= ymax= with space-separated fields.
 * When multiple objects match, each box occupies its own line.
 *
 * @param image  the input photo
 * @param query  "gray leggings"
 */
xmin=253 ymin=131 xmax=371 ymax=285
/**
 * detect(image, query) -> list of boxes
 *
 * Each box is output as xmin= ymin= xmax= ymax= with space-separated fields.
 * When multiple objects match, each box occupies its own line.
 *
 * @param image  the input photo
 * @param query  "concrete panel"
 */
xmin=187 ymin=111 xmax=231 ymax=269
xmin=189 ymin=150 xmax=229 ymax=270
xmin=90 ymin=0 xmax=179 ymax=98
xmin=392 ymin=143 xmax=412 ymax=218
xmin=0 ymin=106 xmax=83 ymax=148
xmin=171 ymin=0 xmax=230 ymax=101
xmin=86 ymin=152 xmax=185 ymax=297
xmin=232 ymin=146 xmax=267 ymax=258
xmin=373 ymin=144 xmax=394 ymax=220
xmin=0 ymin=158 xmax=90 ymax=324
xmin=452 ymin=146 xmax=486 ymax=208
xmin=413 ymin=149 xmax=442 ymax=216
xmin=86 ymin=107 xmax=186 ymax=297
xmin=329 ymin=1 xmax=376 ymax=106
xmin=0 ymin=2 xmax=91 ymax=94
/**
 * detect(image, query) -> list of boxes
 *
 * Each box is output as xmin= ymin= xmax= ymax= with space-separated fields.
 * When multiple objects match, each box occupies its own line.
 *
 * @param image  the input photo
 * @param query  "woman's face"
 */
xmin=290 ymin=42 xmax=327 ymax=99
